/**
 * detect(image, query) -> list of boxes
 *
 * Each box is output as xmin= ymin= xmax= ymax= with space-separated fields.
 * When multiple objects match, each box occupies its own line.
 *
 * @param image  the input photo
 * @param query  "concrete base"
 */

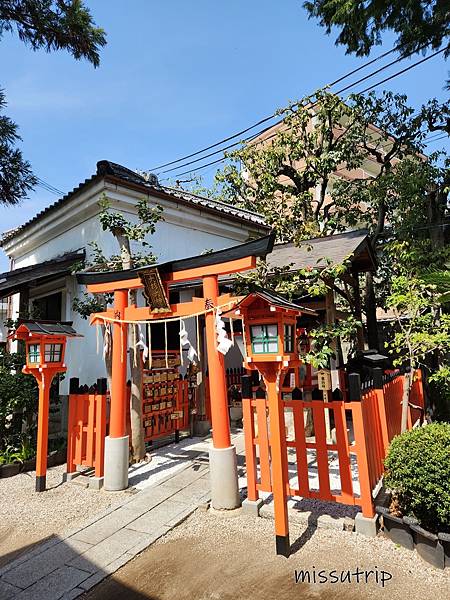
xmin=89 ymin=476 xmax=104 ymax=491
xmin=355 ymin=512 xmax=379 ymax=538
xmin=104 ymin=435 xmax=129 ymax=491
xmin=64 ymin=471 xmax=80 ymax=482
xmin=209 ymin=445 xmax=240 ymax=510
xmin=242 ymin=498 xmax=264 ymax=517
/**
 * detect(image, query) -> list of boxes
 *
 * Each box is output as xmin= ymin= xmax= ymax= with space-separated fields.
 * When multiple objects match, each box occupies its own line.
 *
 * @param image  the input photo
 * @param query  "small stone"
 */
xmin=343 ymin=517 xmax=355 ymax=532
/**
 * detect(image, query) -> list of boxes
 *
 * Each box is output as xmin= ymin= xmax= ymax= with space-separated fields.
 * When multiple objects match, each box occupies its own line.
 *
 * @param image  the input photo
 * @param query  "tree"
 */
xmin=385 ymin=276 xmax=450 ymax=431
xmin=216 ymin=88 xmax=449 ymax=350
xmin=0 ymin=349 xmax=38 ymax=450
xmin=303 ymin=0 xmax=450 ymax=59
xmin=73 ymin=195 xmax=163 ymax=462
xmin=0 ymin=1 xmax=106 ymax=204
xmin=0 ymin=90 xmax=36 ymax=204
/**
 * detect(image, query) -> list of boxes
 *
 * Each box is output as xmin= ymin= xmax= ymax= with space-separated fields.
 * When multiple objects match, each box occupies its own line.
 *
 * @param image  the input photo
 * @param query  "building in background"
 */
xmin=0 ymin=160 xmax=269 ymax=392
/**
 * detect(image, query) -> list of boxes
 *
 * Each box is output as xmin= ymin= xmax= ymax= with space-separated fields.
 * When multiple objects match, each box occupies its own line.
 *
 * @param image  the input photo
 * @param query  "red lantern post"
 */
xmin=231 ymin=290 xmax=315 ymax=557
xmin=12 ymin=321 xmax=80 ymax=492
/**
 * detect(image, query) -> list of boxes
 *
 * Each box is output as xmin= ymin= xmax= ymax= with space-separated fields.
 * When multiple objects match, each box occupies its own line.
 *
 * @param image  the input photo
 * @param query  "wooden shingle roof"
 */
xmin=267 ymin=230 xmax=376 ymax=273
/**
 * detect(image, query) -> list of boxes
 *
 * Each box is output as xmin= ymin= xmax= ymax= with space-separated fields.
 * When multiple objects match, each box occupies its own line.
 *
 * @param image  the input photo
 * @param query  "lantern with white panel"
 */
xmin=12 ymin=321 xmax=80 ymax=491
xmin=229 ymin=288 xmax=316 ymax=558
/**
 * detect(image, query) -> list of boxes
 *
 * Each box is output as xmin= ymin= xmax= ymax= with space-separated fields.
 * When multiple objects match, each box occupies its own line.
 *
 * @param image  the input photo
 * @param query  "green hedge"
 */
xmin=384 ymin=423 xmax=450 ymax=533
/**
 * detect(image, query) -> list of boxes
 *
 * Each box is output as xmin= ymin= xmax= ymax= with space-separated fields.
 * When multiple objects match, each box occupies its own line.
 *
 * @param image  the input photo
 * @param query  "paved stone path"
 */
xmin=0 ymin=450 xmax=211 ymax=600
xmin=0 ymin=428 xmax=359 ymax=600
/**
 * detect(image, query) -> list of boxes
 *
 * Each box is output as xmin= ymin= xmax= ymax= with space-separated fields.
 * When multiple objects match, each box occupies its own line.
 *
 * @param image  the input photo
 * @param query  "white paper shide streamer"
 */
xmin=215 ymin=308 xmax=232 ymax=355
xmin=134 ymin=324 xmax=149 ymax=362
xmin=179 ymin=319 xmax=198 ymax=363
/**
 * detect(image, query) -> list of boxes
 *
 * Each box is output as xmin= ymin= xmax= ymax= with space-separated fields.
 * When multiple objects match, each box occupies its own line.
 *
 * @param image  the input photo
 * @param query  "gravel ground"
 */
xmin=85 ymin=509 xmax=450 ymax=600
xmin=0 ymin=464 xmax=129 ymax=568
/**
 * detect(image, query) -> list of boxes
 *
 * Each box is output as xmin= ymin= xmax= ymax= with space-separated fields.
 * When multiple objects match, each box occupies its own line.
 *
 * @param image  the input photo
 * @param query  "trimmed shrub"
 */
xmin=384 ymin=423 xmax=450 ymax=533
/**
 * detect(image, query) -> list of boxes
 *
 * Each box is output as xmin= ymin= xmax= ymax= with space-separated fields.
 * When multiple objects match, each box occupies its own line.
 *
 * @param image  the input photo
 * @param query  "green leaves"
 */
xmin=0 ymin=351 xmax=38 ymax=450
xmin=97 ymin=195 xmax=163 ymax=242
xmin=385 ymin=276 xmax=450 ymax=371
xmin=305 ymin=316 xmax=361 ymax=368
xmin=0 ymin=90 xmax=37 ymax=204
xmin=0 ymin=1 xmax=106 ymax=67
xmin=303 ymin=1 xmax=450 ymax=61
xmin=0 ymin=1 xmax=106 ymax=204
xmin=384 ymin=423 xmax=450 ymax=532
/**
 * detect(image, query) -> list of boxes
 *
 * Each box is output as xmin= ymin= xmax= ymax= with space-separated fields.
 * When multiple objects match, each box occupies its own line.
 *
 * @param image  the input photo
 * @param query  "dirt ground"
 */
xmin=0 ymin=464 xmax=129 ymax=568
xmin=84 ymin=509 xmax=449 ymax=600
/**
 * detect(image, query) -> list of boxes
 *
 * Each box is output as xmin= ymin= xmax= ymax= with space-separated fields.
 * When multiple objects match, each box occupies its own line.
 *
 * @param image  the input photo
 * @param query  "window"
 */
xmin=44 ymin=343 xmax=62 ymax=363
xmin=28 ymin=344 xmax=40 ymax=363
xmin=250 ymin=324 xmax=278 ymax=354
xmin=284 ymin=324 xmax=294 ymax=353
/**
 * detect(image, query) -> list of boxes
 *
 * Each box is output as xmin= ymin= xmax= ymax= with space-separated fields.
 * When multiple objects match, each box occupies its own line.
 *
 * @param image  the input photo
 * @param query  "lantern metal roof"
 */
xmin=13 ymin=320 xmax=80 ymax=339
xmin=228 ymin=287 xmax=318 ymax=315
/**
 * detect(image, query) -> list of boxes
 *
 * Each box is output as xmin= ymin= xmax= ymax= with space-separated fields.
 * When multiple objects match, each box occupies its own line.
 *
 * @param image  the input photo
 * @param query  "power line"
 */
xmin=154 ymin=42 xmax=438 ymax=176
xmin=35 ymin=177 xmax=65 ymax=196
xmin=164 ymin=127 xmax=446 ymax=183
xmin=357 ymin=45 xmax=448 ymax=95
xmin=426 ymin=134 xmax=448 ymax=144
xmin=165 ymin=46 xmax=448 ymax=180
xmin=149 ymin=46 xmax=403 ymax=173
xmin=161 ymin=44 xmax=445 ymax=179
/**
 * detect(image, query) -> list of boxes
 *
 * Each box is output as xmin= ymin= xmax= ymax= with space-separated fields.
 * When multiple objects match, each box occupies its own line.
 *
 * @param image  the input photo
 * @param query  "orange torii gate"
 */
xmin=79 ymin=234 xmax=274 ymax=507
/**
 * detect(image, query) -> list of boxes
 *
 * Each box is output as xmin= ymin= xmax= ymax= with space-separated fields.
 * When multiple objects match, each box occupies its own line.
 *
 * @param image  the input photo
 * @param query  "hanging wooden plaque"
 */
xmin=139 ymin=268 xmax=171 ymax=313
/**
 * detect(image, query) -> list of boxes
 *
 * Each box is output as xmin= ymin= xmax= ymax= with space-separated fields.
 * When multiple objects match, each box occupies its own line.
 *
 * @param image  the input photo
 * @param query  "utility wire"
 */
xmin=35 ymin=177 xmax=65 ymax=196
xmin=154 ymin=42 xmax=436 ymax=176
xmin=160 ymin=44 xmax=444 ymax=178
xmin=162 ymin=130 xmax=444 ymax=185
xmin=165 ymin=46 xmax=448 ymax=180
xmin=149 ymin=46 xmax=402 ymax=173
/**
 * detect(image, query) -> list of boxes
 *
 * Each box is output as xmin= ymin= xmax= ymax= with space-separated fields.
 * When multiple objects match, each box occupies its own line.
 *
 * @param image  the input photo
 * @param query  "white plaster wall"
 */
xmin=4 ymin=184 xmax=265 ymax=393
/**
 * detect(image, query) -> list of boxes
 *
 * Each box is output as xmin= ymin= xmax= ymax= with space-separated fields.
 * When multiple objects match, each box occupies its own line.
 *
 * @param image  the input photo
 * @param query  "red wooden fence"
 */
xmin=66 ymin=378 xmax=107 ymax=478
xmin=243 ymin=369 xmax=425 ymax=521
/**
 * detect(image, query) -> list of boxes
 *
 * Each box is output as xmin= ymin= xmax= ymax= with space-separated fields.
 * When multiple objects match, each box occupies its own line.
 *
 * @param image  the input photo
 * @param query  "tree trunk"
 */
xmin=129 ymin=329 xmax=145 ymax=462
xmin=115 ymin=230 xmax=146 ymax=463
xmin=102 ymin=324 xmax=113 ymax=395
xmin=364 ymin=272 xmax=379 ymax=351
xmin=401 ymin=369 xmax=413 ymax=433
xmin=351 ymin=273 xmax=365 ymax=351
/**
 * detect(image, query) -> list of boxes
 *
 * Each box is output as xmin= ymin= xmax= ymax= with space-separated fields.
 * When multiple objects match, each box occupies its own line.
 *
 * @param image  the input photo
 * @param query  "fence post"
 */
xmin=373 ymin=368 xmax=389 ymax=455
xmin=241 ymin=375 xmax=258 ymax=503
xmin=95 ymin=378 xmax=107 ymax=479
xmin=349 ymin=373 xmax=375 ymax=518
xmin=66 ymin=378 xmax=79 ymax=476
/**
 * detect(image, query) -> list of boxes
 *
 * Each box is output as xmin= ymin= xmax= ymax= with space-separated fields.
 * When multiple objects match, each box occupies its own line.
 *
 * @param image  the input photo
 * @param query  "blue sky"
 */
xmin=0 ymin=0 xmax=448 ymax=270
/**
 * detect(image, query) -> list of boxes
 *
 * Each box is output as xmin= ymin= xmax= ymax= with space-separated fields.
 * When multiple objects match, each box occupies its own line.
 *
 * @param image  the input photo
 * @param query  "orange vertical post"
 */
xmin=35 ymin=371 xmax=53 ymax=492
xmin=95 ymin=378 xmax=107 ymax=478
xmin=202 ymin=274 xmax=231 ymax=449
xmin=242 ymin=375 xmax=258 ymax=502
xmin=349 ymin=374 xmax=375 ymax=518
xmin=109 ymin=289 xmax=128 ymax=439
xmin=264 ymin=365 xmax=290 ymax=557
xmin=66 ymin=378 xmax=79 ymax=476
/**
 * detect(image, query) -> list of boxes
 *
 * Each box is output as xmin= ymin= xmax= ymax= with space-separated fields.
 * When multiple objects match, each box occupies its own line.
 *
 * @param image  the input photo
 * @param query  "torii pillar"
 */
xmin=104 ymin=289 xmax=129 ymax=491
xmin=203 ymin=275 xmax=240 ymax=509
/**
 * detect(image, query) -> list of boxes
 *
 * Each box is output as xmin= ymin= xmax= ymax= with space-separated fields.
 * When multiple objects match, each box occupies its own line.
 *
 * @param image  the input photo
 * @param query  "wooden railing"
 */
xmin=66 ymin=378 xmax=107 ymax=478
xmin=243 ymin=368 xmax=425 ymax=520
